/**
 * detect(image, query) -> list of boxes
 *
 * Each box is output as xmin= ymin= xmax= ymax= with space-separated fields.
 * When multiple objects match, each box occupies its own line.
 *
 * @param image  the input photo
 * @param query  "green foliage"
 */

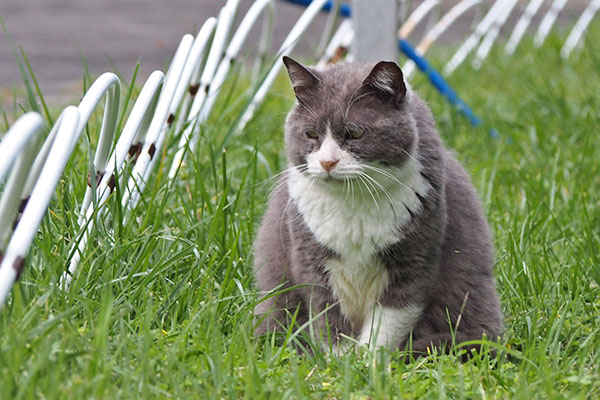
xmin=1 ymin=26 xmax=600 ymax=398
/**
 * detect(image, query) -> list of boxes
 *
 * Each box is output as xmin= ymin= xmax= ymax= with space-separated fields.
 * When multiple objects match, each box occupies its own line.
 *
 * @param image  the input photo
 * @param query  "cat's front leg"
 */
xmin=302 ymin=286 xmax=350 ymax=351
xmin=358 ymin=303 xmax=424 ymax=350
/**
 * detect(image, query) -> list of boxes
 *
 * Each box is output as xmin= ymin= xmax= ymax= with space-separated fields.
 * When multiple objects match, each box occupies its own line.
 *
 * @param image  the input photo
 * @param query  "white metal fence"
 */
xmin=0 ymin=0 xmax=597 ymax=310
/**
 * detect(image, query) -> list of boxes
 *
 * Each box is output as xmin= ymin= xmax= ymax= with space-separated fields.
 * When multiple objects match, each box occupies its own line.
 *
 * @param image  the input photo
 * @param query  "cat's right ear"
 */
xmin=282 ymin=56 xmax=321 ymax=100
xmin=361 ymin=61 xmax=407 ymax=107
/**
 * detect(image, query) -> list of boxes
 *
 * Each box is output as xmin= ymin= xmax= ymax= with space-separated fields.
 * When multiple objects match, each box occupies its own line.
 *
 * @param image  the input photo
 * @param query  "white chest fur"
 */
xmin=287 ymin=157 xmax=429 ymax=331
xmin=287 ymin=157 xmax=428 ymax=263
xmin=325 ymin=256 xmax=389 ymax=329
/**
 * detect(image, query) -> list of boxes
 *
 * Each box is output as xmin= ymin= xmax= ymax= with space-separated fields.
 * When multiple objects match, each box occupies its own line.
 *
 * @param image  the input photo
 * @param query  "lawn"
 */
xmin=1 ymin=24 xmax=599 ymax=398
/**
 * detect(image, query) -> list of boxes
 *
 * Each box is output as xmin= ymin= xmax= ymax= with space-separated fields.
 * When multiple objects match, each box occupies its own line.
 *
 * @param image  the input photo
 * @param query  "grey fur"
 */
xmin=253 ymin=57 xmax=502 ymax=357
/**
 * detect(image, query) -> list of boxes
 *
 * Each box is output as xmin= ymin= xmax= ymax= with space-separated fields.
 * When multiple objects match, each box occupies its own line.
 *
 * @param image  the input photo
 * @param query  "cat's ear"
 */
xmin=282 ymin=56 xmax=321 ymax=99
xmin=361 ymin=61 xmax=407 ymax=107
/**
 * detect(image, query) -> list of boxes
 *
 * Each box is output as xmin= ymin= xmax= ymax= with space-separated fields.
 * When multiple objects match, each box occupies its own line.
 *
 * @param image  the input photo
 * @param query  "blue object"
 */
xmin=398 ymin=40 xmax=481 ymax=127
xmin=281 ymin=0 xmax=492 ymax=131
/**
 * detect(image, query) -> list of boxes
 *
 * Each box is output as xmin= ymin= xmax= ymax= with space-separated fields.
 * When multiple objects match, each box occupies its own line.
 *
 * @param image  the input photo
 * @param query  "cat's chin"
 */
xmin=313 ymin=174 xmax=356 ymax=187
xmin=321 ymin=175 xmax=345 ymax=183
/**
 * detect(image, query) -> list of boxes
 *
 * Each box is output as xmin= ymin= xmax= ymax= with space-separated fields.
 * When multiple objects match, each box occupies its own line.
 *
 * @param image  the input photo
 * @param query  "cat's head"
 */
xmin=283 ymin=56 xmax=418 ymax=182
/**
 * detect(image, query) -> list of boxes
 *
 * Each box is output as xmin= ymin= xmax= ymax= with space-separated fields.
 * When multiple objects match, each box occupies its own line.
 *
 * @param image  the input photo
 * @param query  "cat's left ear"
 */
xmin=361 ymin=61 xmax=407 ymax=107
xmin=283 ymin=56 xmax=321 ymax=100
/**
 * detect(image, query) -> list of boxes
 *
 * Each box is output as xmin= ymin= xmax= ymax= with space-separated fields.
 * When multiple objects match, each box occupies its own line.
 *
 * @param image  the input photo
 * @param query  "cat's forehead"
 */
xmin=298 ymin=63 xmax=373 ymax=124
xmin=315 ymin=63 xmax=372 ymax=96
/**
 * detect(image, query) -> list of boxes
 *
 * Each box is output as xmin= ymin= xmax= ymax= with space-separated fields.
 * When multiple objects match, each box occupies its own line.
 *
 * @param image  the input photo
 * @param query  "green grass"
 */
xmin=1 ymin=26 xmax=600 ymax=398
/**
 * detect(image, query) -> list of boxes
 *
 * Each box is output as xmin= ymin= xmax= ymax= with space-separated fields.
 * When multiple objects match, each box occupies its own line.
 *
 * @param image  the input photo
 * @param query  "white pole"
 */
xmin=351 ymin=0 xmax=398 ymax=62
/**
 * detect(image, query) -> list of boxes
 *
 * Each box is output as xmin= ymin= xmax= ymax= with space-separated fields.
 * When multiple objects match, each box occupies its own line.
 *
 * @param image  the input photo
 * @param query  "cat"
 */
xmin=253 ymin=56 xmax=502 ymax=359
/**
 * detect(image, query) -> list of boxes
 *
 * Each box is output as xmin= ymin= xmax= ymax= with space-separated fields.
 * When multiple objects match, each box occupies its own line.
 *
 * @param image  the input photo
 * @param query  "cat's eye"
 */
xmin=347 ymin=128 xmax=364 ymax=139
xmin=305 ymin=130 xmax=318 ymax=139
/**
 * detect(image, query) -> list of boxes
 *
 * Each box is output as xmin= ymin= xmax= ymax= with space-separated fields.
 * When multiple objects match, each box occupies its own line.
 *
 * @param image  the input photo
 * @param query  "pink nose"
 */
xmin=320 ymin=159 xmax=339 ymax=172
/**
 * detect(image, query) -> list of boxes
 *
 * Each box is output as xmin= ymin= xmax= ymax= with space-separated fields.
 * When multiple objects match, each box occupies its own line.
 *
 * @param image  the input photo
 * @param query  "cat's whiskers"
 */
xmin=356 ymin=173 xmax=383 ymax=228
xmin=331 ymin=170 xmax=359 ymax=209
xmin=304 ymin=173 xmax=317 ymax=206
xmin=401 ymin=148 xmax=420 ymax=163
xmin=357 ymin=170 xmax=399 ymax=220
xmin=357 ymin=171 xmax=398 ymax=239
xmin=362 ymin=164 xmax=414 ymax=193
xmin=259 ymin=164 xmax=308 ymax=190
xmin=342 ymin=176 xmax=351 ymax=207
xmin=362 ymin=164 xmax=426 ymax=218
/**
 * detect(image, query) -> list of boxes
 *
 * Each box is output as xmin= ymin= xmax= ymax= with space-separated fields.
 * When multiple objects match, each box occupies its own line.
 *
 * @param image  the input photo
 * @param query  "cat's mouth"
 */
xmin=304 ymin=167 xmax=362 ymax=183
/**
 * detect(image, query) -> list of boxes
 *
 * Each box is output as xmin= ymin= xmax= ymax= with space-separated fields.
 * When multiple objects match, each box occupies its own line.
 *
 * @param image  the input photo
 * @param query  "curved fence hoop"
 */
xmin=505 ymin=0 xmax=546 ymax=55
xmin=170 ymin=18 xmax=218 ymax=151
xmin=104 ymin=71 xmax=165 ymax=195
xmin=170 ymin=18 xmax=219 ymax=136
xmin=235 ymin=0 xmax=331 ymax=135
xmin=61 ymin=71 xmax=165 ymax=289
xmin=403 ymin=0 xmax=484 ymax=78
xmin=166 ymin=5 xmax=236 ymax=180
xmin=1 ymin=73 xmax=120 ymax=275
xmin=316 ymin=0 xmax=342 ymax=59
xmin=123 ymin=34 xmax=195 ymax=209
xmin=472 ymin=0 xmax=520 ymax=69
xmin=0 ymin=113 xmax=46 ymax=251
xmin=443 ymin=0 xmax=507 ymax=75
xmin=0 ymin=107 xmax=81 ymax=310
xmin=253 ymin=0 xmax=276 ymax=78
xmin=0 ymin=113 xmax=45 ymax=183
xmin=398 ymin=0 xmax=441 ymax=39
xmin=535 ymin=0 xmax=570 ymax=47
xmin=200 ymin=0 xmax=276 ymax=122
xmin=561 ymin=0 xmax=600 ymax=58
xmin=75 ymin=72 xmax=121 ymax=225
xmin=318 ymin=18 xmax=354 ymax=66
xmin=169 ymin=0 xmax=276 ymax=179
xmin=184 ymin=2 xmax=238 ymax=124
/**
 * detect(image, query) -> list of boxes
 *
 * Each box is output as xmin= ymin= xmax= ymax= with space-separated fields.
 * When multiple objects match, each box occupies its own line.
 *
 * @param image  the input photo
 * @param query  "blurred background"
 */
xmin=0 ymin=0 xmax=591 ymax=104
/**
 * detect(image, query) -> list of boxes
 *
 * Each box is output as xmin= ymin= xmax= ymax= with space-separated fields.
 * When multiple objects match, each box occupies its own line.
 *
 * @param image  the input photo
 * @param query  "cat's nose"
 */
xmin=320 ymin=159 xmax=339 ymax=172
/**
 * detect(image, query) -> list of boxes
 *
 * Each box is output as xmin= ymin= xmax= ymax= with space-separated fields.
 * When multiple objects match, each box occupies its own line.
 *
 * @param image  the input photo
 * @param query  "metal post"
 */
xmin=351 ymin=0 xmax=398 ymax=62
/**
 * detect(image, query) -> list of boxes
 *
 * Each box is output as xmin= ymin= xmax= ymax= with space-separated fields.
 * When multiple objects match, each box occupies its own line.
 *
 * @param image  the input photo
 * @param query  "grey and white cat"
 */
xmin=253 ymin=56 xmax=502 ymax=358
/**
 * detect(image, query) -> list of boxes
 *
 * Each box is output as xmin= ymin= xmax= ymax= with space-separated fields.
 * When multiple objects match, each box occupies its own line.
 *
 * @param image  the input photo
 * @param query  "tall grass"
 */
xmin=1 ymin=25 xmax=599 ymax=398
